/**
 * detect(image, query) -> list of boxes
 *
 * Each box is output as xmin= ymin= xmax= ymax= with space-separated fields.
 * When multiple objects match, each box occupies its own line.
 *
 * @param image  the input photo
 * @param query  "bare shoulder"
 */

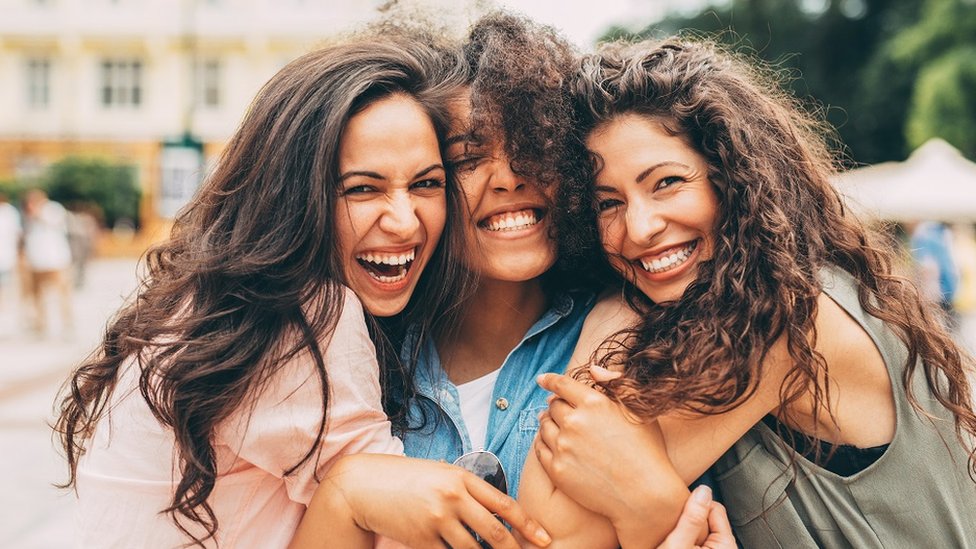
xmin=813 ymin=291 xmax=888 ymax=382
xmin=568 ymin=290 xmax=641 ymax=374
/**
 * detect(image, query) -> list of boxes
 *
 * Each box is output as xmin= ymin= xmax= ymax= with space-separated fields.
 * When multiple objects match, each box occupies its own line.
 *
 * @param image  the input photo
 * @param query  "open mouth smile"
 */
xmin=479 ymin=208 xmax=545 ymax=232
xmin=637 ymin=239 xmax=699 ymax=274
xmin=355 ymin=247 xmax=416 ymax=284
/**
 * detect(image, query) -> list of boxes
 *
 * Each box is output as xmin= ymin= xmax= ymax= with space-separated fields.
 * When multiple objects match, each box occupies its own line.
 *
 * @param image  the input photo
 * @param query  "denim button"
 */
xmin=495 ymin=397 xmax=509 ymax=410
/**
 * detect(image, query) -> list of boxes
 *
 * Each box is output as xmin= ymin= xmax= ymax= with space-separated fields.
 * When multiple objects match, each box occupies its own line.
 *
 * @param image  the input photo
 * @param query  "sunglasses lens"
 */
xmin=453 ymin=451 xmax=508 ymax=495
xmin=453 ymin=451 xmax=509 ymax=548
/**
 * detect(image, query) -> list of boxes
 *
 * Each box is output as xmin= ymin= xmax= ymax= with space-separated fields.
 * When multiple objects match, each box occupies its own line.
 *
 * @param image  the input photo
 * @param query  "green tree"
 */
xmin=44 ymin=157 xmax=141 ymax=228
xmin=608 ymin=0 xmax=922 ymax=164
xmin=885 ymin=0 xmax=976 ymax=157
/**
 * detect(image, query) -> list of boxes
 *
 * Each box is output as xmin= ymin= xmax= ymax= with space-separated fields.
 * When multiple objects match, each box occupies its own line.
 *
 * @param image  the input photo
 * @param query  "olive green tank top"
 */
xmin=711 ymin=266 xmax=976 ymax=548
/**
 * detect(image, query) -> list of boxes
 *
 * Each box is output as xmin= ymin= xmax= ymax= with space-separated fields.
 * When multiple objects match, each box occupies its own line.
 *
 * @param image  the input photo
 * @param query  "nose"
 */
xmin=489 ymin=154 xmax=525 ymax=193
xmin=379 ymin=191 xmax=421 ymax=240
xmin=625 ymin=197 xmax=667 ymax=247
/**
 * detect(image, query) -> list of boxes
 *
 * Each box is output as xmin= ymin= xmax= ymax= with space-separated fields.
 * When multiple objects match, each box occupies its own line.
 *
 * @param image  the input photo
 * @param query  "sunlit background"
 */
xmin=1 ymin=0 xmax=974 ymax=546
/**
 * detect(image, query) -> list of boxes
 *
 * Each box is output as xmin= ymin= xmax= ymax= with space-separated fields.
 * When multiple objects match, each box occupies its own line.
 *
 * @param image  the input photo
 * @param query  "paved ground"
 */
xmin=0 ymin=258 xmax=141 ymax=548
xmin=1 ymin=258 xmax=975 ymax=548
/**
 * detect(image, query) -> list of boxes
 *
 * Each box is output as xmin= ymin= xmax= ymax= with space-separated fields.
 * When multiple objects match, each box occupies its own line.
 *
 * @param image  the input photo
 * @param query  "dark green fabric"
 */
xmin=711 ymin=266 xmax=976 ymax=548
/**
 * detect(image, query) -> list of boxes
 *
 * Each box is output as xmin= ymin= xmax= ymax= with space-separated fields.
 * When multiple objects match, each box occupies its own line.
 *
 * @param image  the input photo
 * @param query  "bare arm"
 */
xmin=289 ymin=453 xmax=552 ymax=549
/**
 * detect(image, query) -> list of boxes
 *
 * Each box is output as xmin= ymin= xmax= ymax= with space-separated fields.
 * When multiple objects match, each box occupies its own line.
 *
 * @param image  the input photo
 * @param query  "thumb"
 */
xmin=657 ymin=485 xmax=712 ymax=549
xmin=589 ymin=363 xmax=623 ymax=382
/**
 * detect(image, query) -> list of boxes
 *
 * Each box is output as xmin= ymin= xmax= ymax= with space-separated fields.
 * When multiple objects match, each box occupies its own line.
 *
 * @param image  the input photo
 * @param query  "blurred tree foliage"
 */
xmin=612 ymin=0 xmax=976 ymax=163
xmin=43 ymin=157 xmax=140 ymax=228
xmin=0 ymin=179 xmax=28 ymax=204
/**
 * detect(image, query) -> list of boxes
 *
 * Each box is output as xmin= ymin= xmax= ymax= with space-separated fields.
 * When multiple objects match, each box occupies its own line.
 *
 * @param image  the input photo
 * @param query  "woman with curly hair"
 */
xmin=527 ymin=37 xmax=976 ymax=548
xmin=54 ymin=33 xmax=557 ymax=549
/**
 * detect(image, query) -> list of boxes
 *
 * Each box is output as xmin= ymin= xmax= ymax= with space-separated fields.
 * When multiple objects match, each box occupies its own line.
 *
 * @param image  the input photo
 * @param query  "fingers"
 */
xmin=464 ymin=474 xmax=551 ymax=548
xmin=589 ymin=363 xmax=623 ymax=382
xmin=657 ymin=485 xmax=712 ymax=549
xmin=536 ymin=373 xmax=598 ymax=407
xmin=545 ymin=397 xmax=574 ymax=426
xmin=707 ymin=502 xmax=736 ymax=547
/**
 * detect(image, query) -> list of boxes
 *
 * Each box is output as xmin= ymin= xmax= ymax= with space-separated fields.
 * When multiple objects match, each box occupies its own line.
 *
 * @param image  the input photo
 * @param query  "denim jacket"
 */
xmin=401 ymin=291 xmax=596 ymax=498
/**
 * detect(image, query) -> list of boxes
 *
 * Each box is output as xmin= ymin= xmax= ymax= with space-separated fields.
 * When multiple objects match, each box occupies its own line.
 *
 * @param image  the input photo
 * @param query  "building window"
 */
xmin=194 ymin=59 xmax=221 ymax=109
xmin=26 ymin=58 xmax=52 ymax=109
xmin=100 ymin=59 xmax=143 ymax=108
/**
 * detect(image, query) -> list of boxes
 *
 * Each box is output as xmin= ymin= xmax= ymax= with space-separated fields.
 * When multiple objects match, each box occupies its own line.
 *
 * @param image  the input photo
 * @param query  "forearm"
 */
xmin=611 ymin=479 xmax=690 ymax=549
xmin=289 ymin=477 xmax=373 ymax=549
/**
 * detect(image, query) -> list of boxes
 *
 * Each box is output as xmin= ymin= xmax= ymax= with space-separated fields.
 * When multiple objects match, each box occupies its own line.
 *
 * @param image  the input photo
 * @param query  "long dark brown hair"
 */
xmin=55 ymin=36 xmax=469 ymax=545
xmin=572 ymin=38 xmax=976 ymax=475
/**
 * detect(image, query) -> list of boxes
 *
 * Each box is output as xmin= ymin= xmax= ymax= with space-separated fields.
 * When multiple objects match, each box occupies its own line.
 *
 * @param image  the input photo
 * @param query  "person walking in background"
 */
xmin=910 ymin=220 xmax=960 ymax=327
xmin=65 ymin=204 xmax=99 ymax=289
xmin=0 ymin=192 xmax=21 ymax=337
xmin=22 ymin=189 xmax=73 ymax=337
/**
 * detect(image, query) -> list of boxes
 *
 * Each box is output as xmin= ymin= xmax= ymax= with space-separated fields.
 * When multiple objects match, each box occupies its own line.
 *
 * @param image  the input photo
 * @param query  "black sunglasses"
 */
xmin=453 ymin=450 xmax=509 ymax=548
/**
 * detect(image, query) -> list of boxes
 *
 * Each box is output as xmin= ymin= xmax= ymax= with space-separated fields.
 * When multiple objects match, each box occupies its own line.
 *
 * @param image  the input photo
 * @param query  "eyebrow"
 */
xmin=444 ymin=131 xmax=486 ymax=149
xmin=636 ymin=161 xmax=692 ymax=183
xmin=339 ymin=163 xmax=444 ymax=183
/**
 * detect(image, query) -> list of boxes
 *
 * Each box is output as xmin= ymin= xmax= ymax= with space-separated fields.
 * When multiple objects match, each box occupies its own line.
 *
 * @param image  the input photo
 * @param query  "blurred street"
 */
xmin=0 ymin=258 xmax=140 ymax=548
xmin=1 ymin=258 xmax=975 ymax=548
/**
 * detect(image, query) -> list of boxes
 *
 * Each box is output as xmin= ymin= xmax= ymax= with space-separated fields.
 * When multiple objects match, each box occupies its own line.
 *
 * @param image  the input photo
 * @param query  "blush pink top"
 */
xmin=75 ymin=288 xmax=404 ymax=548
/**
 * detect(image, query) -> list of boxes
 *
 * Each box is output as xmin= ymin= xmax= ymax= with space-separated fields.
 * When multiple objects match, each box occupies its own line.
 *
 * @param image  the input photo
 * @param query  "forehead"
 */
xmin=339 ymin=95 xmax=438 ymax=156
xmin=445 ymin=88 xmax=505 ymax=148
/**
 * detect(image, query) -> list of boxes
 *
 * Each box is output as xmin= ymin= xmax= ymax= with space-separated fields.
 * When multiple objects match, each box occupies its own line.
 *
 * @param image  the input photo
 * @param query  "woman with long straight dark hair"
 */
xmin=52 ymin=34 xmax=509 ymax=548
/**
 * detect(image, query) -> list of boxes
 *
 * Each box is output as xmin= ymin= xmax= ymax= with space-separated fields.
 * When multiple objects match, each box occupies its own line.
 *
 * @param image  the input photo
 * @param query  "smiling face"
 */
xmin=587 ymin=113 xmax=719 ymax=304
xmin=335 ymin=93 xmax=447 ymax=317
xmin=444 ymin=92 xmax=556 ymax=282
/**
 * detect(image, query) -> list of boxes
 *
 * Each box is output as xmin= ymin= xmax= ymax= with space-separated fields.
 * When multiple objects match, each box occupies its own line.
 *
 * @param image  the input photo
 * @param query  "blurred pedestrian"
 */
xmin=22 ymin=189 xmax=73 ymax=336
xmin=0 ymin=192 xmax=21 ymax=336
xmin=66 ymin=204 xmax=99 ymax=289
xmin=910 ymin=220 xmax=959 ymax=326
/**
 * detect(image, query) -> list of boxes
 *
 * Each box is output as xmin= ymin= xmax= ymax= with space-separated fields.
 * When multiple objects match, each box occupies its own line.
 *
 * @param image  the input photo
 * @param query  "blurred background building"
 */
xmin=0 ymin=0 xmax=379 ymax=241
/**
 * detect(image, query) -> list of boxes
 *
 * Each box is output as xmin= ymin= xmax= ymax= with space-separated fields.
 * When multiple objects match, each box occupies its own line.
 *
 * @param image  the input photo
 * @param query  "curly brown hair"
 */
xmin=572 ymin=38 xmax=976 ymax=475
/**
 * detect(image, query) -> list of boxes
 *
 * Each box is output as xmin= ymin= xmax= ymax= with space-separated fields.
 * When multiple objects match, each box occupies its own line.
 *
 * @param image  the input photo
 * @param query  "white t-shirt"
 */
xmin=24 ymin=200 xmax=71 ymax=272
xmin=456 ymin=368 xmax=502 ymax=451
xmin=0 ymin=202 xmax=20 ymax=272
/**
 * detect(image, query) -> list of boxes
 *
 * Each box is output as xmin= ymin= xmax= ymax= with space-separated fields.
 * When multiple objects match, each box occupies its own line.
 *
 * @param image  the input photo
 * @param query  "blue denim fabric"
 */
xmin=402 ymin=291 xmax=596 ymax=498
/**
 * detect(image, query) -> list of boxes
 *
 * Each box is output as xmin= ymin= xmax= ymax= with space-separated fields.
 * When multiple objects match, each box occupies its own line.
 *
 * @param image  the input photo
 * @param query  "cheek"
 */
xmin=422 ymin=196 xmax=448 ymax=243
xmin=334 ymin=202 xmax=369 ymax=258
xmin=598 ymin=215 xmax=624 ymax=254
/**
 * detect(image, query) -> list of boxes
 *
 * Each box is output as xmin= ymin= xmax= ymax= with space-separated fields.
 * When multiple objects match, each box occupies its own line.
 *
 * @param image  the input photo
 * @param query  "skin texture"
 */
xmin=290 ymin=454 xmax=551 ymax=549
xmin=588 ymin=115 xmax=718 ymax=305
xmin=336 ymin=94 xmax=447 ymax=318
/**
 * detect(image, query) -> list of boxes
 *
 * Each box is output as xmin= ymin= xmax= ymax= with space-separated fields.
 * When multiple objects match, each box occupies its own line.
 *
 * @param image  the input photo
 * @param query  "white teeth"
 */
xmin=485 ymin=209 xmax=539 ymax=232
xmin=639 ymin=241 xmax=698 ymax=274
xmin=355 ymin=248 xmax=416 ymax=266
xmin=366 ymin=266 xmax=408 ymax=284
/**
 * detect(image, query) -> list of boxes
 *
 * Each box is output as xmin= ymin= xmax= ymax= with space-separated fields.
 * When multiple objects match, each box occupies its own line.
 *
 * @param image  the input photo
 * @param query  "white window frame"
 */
xmin=99 ymin=58 xmax=144 ymax=109
xmin=193 ymin=58 xmax=221 ymax=110
xmin=26 ymin=57 xmax=52 ymax=110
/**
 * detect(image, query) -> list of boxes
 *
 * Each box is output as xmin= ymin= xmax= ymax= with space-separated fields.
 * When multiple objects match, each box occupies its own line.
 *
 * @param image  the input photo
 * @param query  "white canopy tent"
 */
xmin=833 ymin=138 xmax=976 ymax=223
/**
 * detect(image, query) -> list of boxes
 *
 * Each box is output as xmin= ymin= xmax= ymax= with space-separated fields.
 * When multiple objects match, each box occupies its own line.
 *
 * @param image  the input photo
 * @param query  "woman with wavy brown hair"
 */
xmin=526 ymin=38 xmax=976 ymax=547
xmin=51 ymin=33 xmax=568 ymax=548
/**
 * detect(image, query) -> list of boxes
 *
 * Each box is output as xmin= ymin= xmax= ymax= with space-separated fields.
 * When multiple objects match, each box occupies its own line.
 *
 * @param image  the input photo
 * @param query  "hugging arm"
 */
xmin=289 ymin=453 xmax=552 ymax=549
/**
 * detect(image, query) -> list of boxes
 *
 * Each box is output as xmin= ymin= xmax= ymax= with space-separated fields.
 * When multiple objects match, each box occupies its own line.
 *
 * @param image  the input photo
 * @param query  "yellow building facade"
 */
xmin=0 ymin=0 xmax=378 ymax=244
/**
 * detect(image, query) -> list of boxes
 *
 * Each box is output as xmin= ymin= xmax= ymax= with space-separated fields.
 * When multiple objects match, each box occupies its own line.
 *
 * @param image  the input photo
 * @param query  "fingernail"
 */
xmin=692 ymin=485 xmax=712 ymax=504
xmin=535 ymin=526 xmax=552 ymax=545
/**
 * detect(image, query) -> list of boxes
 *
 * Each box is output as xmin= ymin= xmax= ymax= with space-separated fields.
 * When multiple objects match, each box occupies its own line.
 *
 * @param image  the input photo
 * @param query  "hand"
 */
xmin=535 ymin=370 xmax=687 ymax=547
xmin=309 ymin=453 xmax=551 ymax=549
xmin=658 ymin=486 xmax=736 ymax=549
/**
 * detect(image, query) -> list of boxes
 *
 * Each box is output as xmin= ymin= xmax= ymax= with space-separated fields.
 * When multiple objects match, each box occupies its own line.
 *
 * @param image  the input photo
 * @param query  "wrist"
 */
xmin=610 ymin=474 xmax=689 ymax=549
